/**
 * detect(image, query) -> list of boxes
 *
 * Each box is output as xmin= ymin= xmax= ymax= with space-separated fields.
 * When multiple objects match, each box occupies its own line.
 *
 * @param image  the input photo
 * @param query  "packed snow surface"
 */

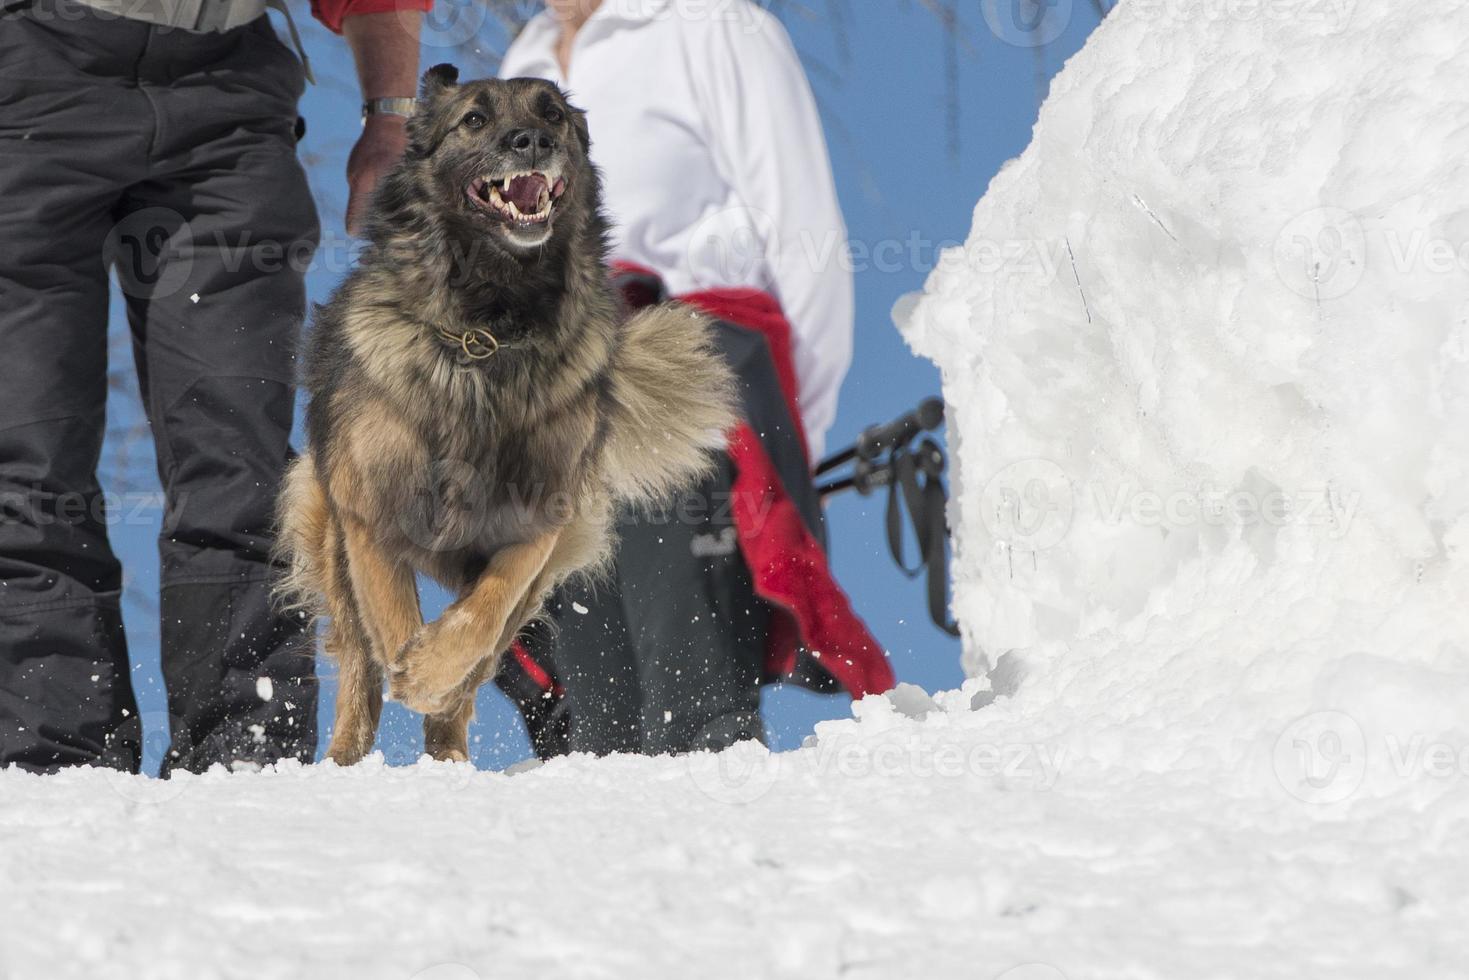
xmin=6 ymin=1 xmax=1469 ymax=977
xmin=0 ymin=683 xmax=1462 ymax=980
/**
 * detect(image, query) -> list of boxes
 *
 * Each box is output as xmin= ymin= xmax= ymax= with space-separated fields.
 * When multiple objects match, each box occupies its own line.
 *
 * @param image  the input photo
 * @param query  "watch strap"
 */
xmin=362 ymin=97 xmax=418 ymax=120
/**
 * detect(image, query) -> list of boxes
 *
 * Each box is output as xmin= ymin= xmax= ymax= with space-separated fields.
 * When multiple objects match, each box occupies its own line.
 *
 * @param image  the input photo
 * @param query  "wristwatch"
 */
xmin=362 ymin=97 xmax=418 ymax=122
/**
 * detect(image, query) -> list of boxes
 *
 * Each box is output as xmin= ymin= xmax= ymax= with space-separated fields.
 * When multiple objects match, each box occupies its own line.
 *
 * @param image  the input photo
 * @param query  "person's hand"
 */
xmin=346 ymin=115 xmax=409 ymax=236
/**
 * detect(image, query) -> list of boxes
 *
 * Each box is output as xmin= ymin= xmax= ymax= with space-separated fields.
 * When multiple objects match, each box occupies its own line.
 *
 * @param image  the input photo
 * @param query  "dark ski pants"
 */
xmin=547 ymin=454 xmax=771 ymax=756
xmin=542 ymin=320 xmax=822 ymax=756
xmin=0 ymin=0 xmax=320 ymax=774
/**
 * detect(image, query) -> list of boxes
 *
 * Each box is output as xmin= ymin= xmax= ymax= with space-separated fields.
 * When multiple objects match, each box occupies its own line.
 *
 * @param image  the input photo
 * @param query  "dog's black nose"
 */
xmin=505 ymin=128 xmax=556 ymax=163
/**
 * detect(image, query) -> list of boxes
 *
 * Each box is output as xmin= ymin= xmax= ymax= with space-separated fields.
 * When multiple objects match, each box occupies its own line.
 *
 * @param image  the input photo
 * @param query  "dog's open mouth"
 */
xmin=466 ymin=172 xmax=568 ymax=225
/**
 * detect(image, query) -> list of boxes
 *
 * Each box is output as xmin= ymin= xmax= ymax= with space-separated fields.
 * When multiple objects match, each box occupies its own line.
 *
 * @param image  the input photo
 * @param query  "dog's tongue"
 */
xmin=506 ymin=174 xmax=548 ymax=213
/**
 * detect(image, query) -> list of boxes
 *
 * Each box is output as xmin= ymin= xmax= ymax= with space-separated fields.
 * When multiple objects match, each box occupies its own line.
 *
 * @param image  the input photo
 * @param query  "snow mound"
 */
xmin=901 ymin=0 xmax=1469 ymax=805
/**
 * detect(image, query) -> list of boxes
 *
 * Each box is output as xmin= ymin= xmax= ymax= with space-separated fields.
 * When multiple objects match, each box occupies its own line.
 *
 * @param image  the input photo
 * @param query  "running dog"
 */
xmin=275 ymin=66 xmax=735 ymax=765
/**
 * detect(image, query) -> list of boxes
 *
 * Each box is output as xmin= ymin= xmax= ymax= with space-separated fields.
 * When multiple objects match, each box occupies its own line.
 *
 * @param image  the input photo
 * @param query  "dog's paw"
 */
xmin=388 ymin=627 xmax=464 ymax=715
xmin=325 ymin=740 xmax=370 ymax=768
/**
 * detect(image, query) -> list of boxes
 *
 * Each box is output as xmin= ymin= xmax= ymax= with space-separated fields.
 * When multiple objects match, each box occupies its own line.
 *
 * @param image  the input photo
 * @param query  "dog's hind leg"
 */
xmin=422 ymin=702 xmax=474 ymax=763
xmin=325 ymin=620 xmax=384 ymax=766
xmin=421 ymin=658 xmax=494 ymax=763
xmin=321 ymin=519 xmax=386 ymax=766
xmin=390 ymin=530 xmax=560 ymax=716
xmin=337 ymin=515 xmax=425 ymax=745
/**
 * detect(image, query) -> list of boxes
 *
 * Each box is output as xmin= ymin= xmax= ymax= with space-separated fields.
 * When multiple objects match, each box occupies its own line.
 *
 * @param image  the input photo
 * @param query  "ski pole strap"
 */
xmin=885 ymin=450 xmax=927 ymax=577
xmin=884 ymin=442 xmax=960 ymax=637
xmin=265 ymin=0 xmax=314 ymax=85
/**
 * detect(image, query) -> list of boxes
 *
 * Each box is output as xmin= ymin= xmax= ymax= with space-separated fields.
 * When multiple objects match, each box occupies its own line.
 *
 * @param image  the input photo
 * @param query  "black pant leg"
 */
xmin=0 ymin=10 xmax=154 ymax=772
xmin=549 ymin=456 xmax=768 ymax=757
xmin=617 ymin=455 xmax=769 ymax=755
xmin=121 ymin=18 xmax=321 ymax=774
xmin=543 ymin=320 xmax=797 ymax=757
xmin=547 ymin=584 xmax=645 ymax=756
xmin=493 ymin=619 xmax=572 ymax=760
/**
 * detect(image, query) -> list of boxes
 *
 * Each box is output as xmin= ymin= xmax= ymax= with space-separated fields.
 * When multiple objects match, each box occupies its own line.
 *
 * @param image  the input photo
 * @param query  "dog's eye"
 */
xmin=544 ymin=107 xmax=564 ymax=124
xmin=461 ymin=111 xmax=487 ymax=130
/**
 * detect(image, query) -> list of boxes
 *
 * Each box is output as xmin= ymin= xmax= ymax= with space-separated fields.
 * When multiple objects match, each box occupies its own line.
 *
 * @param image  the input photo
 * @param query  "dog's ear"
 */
xmin=420 ymin=63 xmax=460 ymax=101
xmin=407 ymin=64 xmax=460 ymax=158
xmin=568 ymin=102 xmax=591 ymax=155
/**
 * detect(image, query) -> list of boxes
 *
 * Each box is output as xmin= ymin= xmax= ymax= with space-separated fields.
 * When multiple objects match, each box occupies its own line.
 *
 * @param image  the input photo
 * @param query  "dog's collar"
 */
xmin=434 ymin=326 xmax=526 ymax=361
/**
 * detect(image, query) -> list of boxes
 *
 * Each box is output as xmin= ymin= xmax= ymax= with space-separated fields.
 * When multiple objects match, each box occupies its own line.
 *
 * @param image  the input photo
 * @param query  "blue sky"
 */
xmin=104 ymin=0 xmax=1106 ymax=772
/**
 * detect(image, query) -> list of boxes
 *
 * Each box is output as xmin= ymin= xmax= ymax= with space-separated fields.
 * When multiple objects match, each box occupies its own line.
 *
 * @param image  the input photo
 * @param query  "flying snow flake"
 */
xmin=256 ymin=677 xmax=274 ymax=701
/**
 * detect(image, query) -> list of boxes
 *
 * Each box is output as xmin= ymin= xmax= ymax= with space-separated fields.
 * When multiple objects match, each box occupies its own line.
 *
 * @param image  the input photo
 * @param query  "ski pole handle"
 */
xmin=855 ymin=397 xmax=945 ymax=461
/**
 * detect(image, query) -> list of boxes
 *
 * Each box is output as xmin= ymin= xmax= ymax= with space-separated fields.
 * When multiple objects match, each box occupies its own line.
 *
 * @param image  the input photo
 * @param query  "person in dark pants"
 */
xmin=502 ymin=276 xmax=896 ymax=759
xmin=0 ymin=0 xmax=426 ymax=774
xmin=542 ymin=322 xmax=787 ymax=756
xmin=496 ymin=1 xmax=897 ymax=758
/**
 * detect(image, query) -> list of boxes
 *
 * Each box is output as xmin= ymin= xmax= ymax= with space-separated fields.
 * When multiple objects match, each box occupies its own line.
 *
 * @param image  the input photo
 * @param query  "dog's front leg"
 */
xmin=389 ymin=530 xmax=560 ymax=716
xmin=341 ymin=516 xmax=424 ymax=675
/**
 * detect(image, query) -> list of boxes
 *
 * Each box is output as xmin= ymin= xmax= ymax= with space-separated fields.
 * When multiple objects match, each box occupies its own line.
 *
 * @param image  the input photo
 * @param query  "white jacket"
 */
xmin=500 ymin=0 xmax=854 ymax=462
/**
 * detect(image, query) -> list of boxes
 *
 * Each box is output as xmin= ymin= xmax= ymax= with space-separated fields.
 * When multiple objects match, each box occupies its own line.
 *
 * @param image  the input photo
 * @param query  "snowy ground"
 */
xmin=4 ymin=683 xmax=1464 ymax=980
xmin=6 ymin=1 xmax=1469 ymax=977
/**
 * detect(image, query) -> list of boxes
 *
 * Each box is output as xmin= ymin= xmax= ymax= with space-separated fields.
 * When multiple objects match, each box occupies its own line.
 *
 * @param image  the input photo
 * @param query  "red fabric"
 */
xmin=679 ymin=288 xmax=811 ymax=463
xmin=310 ymin=0 xmax=430 ymax=35
xmin=608 ymin=264 xmax=893 ymax=698
xmin=511 ymin=641 xmax=564 ymax=698
xmin=676 ymin=283 xmax=893 ymax=699
xmin=728 ymin=422 xmax=895 ymax=698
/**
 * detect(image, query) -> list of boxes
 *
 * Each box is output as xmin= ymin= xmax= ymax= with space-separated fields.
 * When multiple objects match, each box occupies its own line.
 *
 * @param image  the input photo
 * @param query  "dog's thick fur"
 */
xmin=275 ymin=67 xmax=735 ymax=765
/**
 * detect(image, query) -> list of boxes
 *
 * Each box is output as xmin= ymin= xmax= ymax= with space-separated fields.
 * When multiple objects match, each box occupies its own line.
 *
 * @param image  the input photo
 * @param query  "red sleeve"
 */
xmin=310 ymin=0 xmax=431 ymax=35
